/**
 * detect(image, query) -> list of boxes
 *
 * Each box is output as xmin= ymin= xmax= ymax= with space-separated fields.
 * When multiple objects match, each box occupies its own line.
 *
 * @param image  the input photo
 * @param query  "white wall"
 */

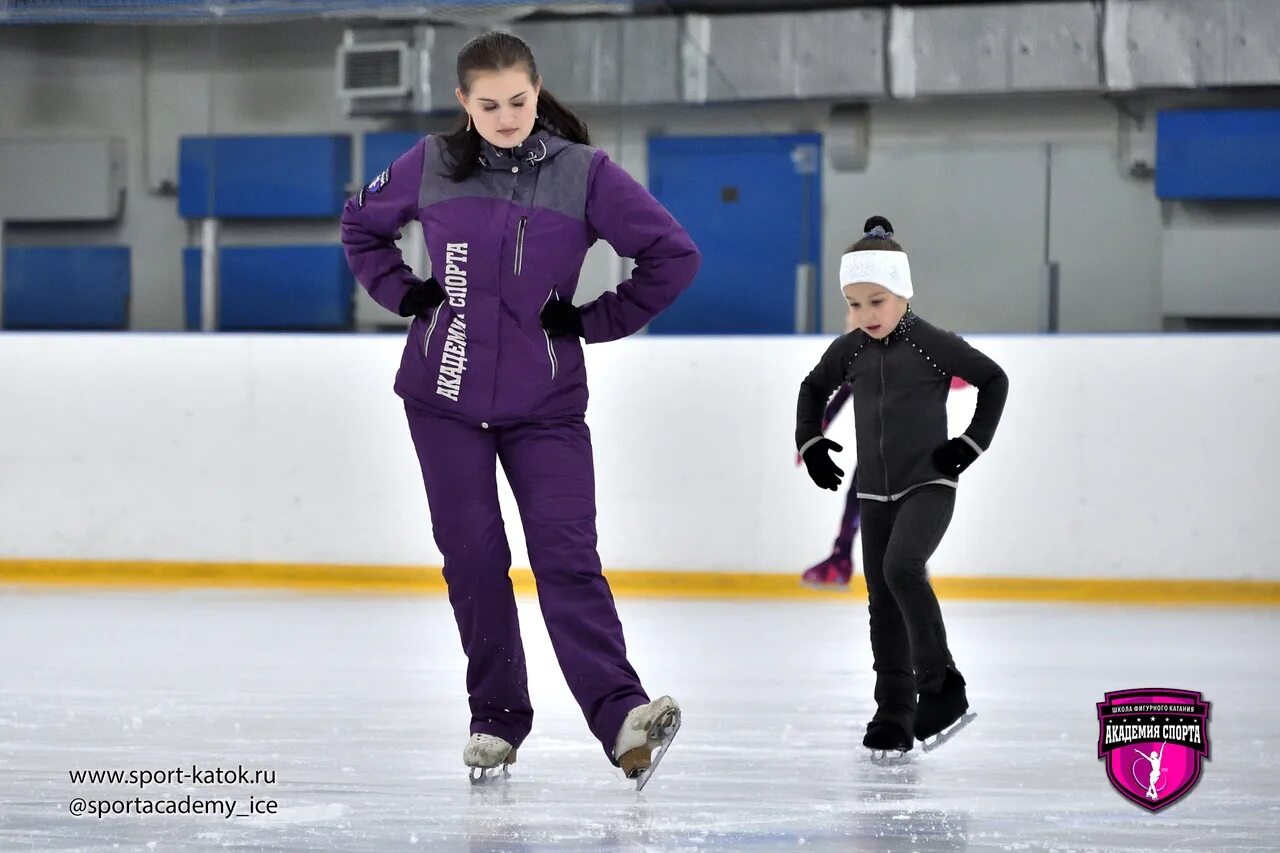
xmin=2 ymin=333 xmax=1276 ymax=580
xmin=4 ymin=21 xmax=1278 ymax=335
xmin=0 ymin=22 xmax=1172 ymax=336
xmin=0 ymin=22 xmax=399 ymax=331
xmin=580 ymin=96 xmax=1167 ymax=335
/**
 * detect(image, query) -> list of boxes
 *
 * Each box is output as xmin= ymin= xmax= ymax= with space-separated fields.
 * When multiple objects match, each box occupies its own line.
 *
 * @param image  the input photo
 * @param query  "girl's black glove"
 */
xmin=802 ymin=439 xmax=845 ymax=491
xmin=398 ymin=277 xmax=447 ymax=318
xmin=933 ymin=437 xmax=980 ymax=476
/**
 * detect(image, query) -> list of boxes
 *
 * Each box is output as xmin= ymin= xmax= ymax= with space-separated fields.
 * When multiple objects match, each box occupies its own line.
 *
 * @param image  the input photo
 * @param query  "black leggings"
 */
xmin=860 ymin=485 xmax=957 ymax=730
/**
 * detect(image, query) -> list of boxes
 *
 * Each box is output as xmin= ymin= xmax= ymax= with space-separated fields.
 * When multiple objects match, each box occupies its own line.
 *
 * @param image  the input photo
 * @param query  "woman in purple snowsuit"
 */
xmin=340 ymin=32 xmax=700 ymax=786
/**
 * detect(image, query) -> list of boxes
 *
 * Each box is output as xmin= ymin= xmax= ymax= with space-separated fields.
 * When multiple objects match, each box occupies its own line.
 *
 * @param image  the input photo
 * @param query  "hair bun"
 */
xmin=863 ymin=215 xmax=894 ymax=237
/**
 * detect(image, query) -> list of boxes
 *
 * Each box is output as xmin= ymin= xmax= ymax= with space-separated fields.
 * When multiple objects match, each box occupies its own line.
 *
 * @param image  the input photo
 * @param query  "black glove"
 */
xmin=801 ymin=438 xmax=845 ymax=491
xmin=540 ymin=298 xmax=584 ymax=338
xmin=933 ymin=437 xmax=980 ymax=477
xmin=397 ymin=277 xmax=447 ymax=318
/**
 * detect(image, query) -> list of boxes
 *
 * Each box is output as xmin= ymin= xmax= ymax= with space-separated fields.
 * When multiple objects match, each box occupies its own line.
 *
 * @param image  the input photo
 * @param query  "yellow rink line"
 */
xmin=1 ymin=559 xmax=1278 ymax=606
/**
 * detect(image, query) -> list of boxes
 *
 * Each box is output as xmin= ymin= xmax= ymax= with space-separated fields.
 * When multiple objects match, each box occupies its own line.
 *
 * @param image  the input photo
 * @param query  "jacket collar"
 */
xmin=878 ymin=307 xmax=917 ymax=344
xmin=477 ymin=127 xmax=568 ymax=171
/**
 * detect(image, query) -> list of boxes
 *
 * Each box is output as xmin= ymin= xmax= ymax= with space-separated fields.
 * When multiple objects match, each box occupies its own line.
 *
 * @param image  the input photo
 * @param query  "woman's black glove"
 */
xmin=801 ymin=438 xmax=845 ymax=491
xmin=933 ymin=437 xmax=980 ymax=477
xmin=540 ymin=298 xmax=584 ymax=338
xmin=398 ymin=277 xmax=447 ymax=318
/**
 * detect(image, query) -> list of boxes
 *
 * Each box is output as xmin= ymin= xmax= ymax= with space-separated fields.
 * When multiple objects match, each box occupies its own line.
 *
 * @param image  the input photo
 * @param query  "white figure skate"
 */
xmin=464 ymin=733 xmax=517 ymax=784
xmin=863 ymin=719 xmax=914 ymax=764
xmin=614 ymin=696 xmax=681 ymax=792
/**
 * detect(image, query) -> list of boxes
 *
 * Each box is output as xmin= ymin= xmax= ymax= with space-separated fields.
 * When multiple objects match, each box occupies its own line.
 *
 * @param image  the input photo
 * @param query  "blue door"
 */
xmin=647 ymin=133 xmax=822 ymax=334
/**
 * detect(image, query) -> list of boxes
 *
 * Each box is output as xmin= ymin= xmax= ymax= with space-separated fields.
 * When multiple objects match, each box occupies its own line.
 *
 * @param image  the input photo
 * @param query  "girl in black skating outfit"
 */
xmin=795 ymin=216 xmax=1009 ymax=755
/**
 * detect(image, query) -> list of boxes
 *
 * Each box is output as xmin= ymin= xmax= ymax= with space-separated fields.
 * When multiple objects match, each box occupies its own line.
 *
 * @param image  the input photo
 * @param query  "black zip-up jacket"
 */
xmin=795 ymin=311 xmax=1009 ymax=502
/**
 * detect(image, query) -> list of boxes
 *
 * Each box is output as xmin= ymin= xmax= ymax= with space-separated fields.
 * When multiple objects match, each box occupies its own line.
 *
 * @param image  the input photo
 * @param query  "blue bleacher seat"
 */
xmin=179 ymin=135 xmax=352 ymax=218
xmin=3 ymin=246 xmax=130 ymax=330
xmin=183 ymin=245 xmax=354 ymax=331
xmin=1157 ymin=109 xmax=1280 ymax=200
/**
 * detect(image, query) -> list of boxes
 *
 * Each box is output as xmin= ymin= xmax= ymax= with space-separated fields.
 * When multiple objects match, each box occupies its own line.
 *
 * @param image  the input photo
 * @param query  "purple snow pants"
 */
xmin=405 ymin=405 xmax=649 ymax=761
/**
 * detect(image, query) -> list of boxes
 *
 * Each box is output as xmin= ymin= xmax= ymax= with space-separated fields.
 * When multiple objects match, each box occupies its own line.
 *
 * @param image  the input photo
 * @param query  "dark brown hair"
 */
xmin=845 ymin=215 xmax=904 ymax=253
xmin=440 ymin=31 xmax=590 ymax=183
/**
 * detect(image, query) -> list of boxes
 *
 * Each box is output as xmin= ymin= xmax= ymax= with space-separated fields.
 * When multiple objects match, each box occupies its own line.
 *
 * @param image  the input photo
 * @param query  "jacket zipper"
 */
xmin=878 ymin=344 xmax=890 ymax=497
xmin=541 ymin=289 xmax=559 ymax=380
xmin=514 ymin=216 xmax=528 ymax=275
xmin=422 ymin=303 xmax=443 ymax=357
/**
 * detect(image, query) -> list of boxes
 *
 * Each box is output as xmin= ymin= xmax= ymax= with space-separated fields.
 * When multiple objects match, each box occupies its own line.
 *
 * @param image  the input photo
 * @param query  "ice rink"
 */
xmin=0 ymin=587 xmax=1274 ymax=852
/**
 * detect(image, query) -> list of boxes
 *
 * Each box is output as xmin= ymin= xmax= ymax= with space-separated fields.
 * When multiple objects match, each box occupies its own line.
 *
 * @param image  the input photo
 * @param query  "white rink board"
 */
xmin=0 ymin=332 xmax=1277 ymax=579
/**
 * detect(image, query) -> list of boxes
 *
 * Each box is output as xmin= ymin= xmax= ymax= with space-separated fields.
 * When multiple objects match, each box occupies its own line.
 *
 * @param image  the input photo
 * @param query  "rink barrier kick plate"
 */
xmin=2 ymin=560 xmax=1278 ymax=606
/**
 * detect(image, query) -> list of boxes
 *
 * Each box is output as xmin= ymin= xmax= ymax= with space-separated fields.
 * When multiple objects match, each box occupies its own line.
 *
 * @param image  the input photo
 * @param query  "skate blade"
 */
xmin=867 ymin=748 xmax=911 ymax=764
xmin=468 ymin=763 xmax=512 ymax=785
xmin=921 ymin=712 xmax=977 ymax=753
xmin=631 ymin=707 xmax=682 ymax=793
xmin=468 ymin=748 xmax=516 ymax=785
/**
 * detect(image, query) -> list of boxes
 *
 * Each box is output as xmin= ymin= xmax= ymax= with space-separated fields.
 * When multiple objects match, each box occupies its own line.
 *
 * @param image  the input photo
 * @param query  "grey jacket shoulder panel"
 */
xmin=418 ymin=135 xmax=479 ymax=209
xmin=536 ymin=142 xmax=598 ymax=223
xmin=417 ymin=134 xmax=599 ymax=222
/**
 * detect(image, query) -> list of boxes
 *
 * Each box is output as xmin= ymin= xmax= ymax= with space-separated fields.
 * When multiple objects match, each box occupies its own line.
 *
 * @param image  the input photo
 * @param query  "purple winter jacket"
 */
xmin=340 ymin=128 xmax=701 ymax=425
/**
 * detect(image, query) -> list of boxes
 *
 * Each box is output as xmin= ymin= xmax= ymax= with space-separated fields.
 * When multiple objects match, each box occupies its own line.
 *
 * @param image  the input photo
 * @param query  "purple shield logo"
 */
xmin=1096 ymin=688 xmax=1210 ymax=812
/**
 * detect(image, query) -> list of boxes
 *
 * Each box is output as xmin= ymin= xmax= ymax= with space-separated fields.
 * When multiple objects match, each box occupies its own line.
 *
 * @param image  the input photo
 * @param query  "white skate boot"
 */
xmin=463 ymin=733 xmax=516 ymax=784
xmin=613 ymin=695 xmax=681 ymax=791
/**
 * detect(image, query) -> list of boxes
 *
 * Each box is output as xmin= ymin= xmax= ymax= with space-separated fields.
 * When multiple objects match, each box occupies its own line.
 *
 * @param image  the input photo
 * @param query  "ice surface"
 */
xmin=0 ymin=588 xmax=1275 ymax=852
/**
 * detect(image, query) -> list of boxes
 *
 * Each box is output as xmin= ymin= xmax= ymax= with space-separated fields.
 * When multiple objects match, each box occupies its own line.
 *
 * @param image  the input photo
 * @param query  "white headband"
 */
xmin=839 ymin=250 xmax=913 ymax=300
